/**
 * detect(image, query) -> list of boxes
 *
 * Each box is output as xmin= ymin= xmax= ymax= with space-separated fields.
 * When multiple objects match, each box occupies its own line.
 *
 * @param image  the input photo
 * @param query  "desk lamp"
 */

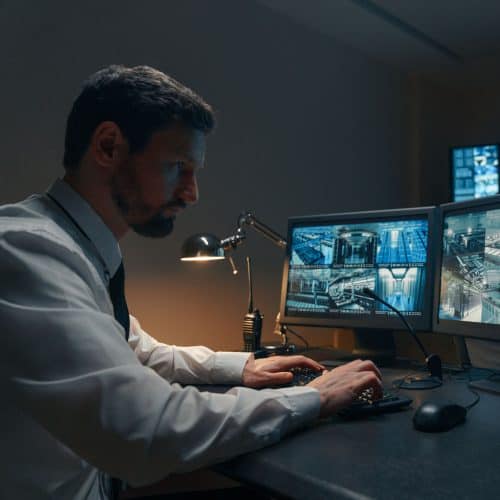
xmin=180 ymin=211 xmax=291 ymax=355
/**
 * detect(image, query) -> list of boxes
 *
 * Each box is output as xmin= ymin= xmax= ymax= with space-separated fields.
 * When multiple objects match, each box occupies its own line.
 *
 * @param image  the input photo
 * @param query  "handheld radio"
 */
xmin=242 ymin=256 xmax=263 ymax=352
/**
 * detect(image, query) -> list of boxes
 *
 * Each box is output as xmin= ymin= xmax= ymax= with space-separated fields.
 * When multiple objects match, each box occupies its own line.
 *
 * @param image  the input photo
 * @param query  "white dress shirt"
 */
xmin=0 ymin=179 xmax=320 ymax=500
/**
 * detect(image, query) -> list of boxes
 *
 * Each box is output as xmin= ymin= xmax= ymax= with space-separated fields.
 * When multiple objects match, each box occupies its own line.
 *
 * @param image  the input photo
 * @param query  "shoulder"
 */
xmin=0 ymin=196 xmax=106 ymax=296
xmin=1 ymin=197 xmax=81 ymax=256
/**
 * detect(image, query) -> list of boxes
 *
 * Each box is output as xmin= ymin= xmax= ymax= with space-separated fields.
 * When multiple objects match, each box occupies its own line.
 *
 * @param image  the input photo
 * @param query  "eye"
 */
xmin=163 ymin=160 xmax=198 ymax=179
xmin=162 ymin=161 xmax=183 ymax=176
xmin=164 ymin=161 xmax=181 ymax=170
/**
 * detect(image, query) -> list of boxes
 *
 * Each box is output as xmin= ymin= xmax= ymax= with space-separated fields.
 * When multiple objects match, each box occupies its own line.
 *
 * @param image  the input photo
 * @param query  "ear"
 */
xmin=89 ymin=121 xmax=128 ymax=170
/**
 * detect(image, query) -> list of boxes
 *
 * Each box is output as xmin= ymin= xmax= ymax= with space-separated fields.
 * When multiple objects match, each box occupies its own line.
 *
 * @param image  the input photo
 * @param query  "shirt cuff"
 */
xmin=269 ymin=386 xmax=321 ymax=433
xmin=212 ymin=351 xmax=251 ymax=384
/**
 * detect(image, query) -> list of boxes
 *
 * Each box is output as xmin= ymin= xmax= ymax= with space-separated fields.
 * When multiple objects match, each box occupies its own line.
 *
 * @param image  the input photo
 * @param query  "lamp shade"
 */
xmin=180 ymin=233 xmax=225 ymax=261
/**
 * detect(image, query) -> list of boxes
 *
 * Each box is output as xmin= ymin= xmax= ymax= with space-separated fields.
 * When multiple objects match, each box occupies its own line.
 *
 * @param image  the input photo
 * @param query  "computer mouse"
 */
xmin=413 ymin=401 xmax=467 ymax=432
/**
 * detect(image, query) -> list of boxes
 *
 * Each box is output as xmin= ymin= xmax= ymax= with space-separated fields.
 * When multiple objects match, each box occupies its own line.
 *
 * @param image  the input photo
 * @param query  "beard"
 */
xmin=110 ymin=159 xmax=188 ymax=238
xmin=112 ymin=185 xmax=180 ymax=239
xmin=130 ymin=212 xmax=175 ymax=238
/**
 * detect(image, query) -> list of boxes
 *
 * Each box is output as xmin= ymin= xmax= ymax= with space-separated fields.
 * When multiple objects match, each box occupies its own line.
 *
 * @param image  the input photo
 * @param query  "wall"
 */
xmin=415 ymin=79 xmax=500 ymax=368
xmin=416 ymin=76 xmax=500 ymax=206
xmin=0 ymin=0 xmax=416 ymax=350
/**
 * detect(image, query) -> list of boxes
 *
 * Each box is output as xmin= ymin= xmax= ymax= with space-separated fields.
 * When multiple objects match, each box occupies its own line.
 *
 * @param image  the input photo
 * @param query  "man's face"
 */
xmin=111 ymin=122 xmax=206 ymax=238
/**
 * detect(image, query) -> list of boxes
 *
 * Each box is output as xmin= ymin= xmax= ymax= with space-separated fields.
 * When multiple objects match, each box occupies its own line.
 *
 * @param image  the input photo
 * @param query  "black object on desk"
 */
xmin=469 ymin=375 xmax=500 ymax=395
xmin=339 ymin=390 xmax=412 ymax=418
xmin=286 ymin=367 xmax=413 ymax=417
xmin=242 ymin=256 xmax=262 ymax=352
xmin=413 ymin=400 xmax=467 ymax=432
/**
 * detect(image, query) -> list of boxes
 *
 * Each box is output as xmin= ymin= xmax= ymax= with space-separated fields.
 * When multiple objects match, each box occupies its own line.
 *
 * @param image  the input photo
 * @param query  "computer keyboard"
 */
xmin=288 ymin=368 xmax=412 ymax=417
xmin=289 ymin=367 xmax=322 ymax=386
xmin=338 ymin=388 xmax=412 ymax=418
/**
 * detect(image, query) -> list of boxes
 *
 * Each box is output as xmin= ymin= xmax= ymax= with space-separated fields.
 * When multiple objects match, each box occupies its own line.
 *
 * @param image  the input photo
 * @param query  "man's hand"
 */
xmin=242 ymin=354 xmax=324 ymax=388
xmin=306 ymin=359 xmax=383 ymax=417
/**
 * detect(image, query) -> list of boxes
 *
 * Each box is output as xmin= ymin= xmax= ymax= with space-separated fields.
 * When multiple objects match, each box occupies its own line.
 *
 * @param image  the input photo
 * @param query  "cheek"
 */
xmin=112 ymin=162 xmax=137 ymax=203
xmin=163 ymin=166 xmax=181 ymax=200
xmin=115 ymin=165 xmax=158 ymax=213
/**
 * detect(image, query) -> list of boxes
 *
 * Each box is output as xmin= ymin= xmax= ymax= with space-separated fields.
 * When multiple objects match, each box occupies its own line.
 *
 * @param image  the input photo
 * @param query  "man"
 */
xmin=0 ymin=65 xmax=382 ymax=499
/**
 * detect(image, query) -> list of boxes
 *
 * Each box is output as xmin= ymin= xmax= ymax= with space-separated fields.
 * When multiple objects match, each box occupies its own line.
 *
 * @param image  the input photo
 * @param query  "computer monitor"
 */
xmin=451 ymin=144 xmax=499 ymax=202
xmin=279 ymin=207 xmax=437 ymax=361
xmin=433 ymin=195 xmax=500 ymax=341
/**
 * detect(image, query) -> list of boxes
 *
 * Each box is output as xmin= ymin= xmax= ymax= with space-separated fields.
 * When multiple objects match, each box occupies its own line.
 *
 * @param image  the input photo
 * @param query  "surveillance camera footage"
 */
xmin=439 ymin=207 xmax=500 ymax=325
xmin=453 ymin=145 xmax=499 ymax=202
xmin=285 ymin=218 xmax=429 ymax=320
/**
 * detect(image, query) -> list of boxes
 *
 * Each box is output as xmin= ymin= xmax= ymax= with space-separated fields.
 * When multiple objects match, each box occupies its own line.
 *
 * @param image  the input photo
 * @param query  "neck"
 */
xmin=62 ymin=171 xmax=129 ymax=240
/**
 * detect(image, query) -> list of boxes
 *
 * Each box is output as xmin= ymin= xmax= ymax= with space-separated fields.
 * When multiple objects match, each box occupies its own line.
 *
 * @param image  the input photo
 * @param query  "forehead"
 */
xmin=146 ymin=123 xmax=206 ymax=166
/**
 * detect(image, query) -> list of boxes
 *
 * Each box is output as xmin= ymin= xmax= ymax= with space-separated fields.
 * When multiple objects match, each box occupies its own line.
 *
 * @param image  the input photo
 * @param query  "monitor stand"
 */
xmin=351 ymin=328 xmax=396 ymax=367
xmin=469 ymin=376 xmax=500 ymax=395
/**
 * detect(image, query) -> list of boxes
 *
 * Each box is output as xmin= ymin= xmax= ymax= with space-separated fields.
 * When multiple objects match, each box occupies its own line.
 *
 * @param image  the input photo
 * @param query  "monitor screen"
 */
xmin=280 ymin=208 xmax=436 ymax=331
xmin=434 ymin=195 xmax=500 ymax=340
xmin=451 ymin=144 xmax=499 ymax=202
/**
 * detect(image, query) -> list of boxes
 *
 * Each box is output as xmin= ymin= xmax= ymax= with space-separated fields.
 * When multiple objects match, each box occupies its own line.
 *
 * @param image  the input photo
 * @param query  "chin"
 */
xmin=131 ymin=215 xmax=175 ymax=238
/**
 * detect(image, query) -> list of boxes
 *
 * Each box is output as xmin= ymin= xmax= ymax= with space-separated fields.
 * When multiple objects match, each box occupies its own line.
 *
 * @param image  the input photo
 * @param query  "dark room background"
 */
xmin=2 ymin=0 xmax=500 ymax=359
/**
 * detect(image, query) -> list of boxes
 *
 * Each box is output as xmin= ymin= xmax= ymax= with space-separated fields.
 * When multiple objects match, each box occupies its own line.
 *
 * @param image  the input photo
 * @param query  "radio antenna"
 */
xmin=246 ymin=256 xmax=253 ymax=313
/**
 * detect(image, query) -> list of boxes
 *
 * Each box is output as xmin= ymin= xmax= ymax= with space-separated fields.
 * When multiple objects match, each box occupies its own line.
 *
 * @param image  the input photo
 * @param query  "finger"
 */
xmin=344 ymin=359 xmax=364 ymax=368
xmin=263 ymin=370 xmax=294 ymax=387
xmin=289 ymin=356 xmax=324 ymax=371
xmin=306 ymin=368 xmax=340 ymax=389
xmin=268 ymin=355 xmax=324 ymax=372
xmin=332 ymin=359 xmax=381 ymax=380
xmin=353 ymin=372 xmax=383 ymax=400
xmin=331 ymin=359 xmax=363 ymax=375
xmin=356 ymin=360 xmax=382 ymax=380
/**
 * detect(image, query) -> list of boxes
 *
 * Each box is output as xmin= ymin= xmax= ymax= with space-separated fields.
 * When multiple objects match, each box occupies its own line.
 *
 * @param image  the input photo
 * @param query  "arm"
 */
xmin=129 ymin=318 xmax=326 ymax=388
xmin=128 ymin=318 xmax=251 ymax=385
xmin=0 ymin=229 xmax=320 ymax=486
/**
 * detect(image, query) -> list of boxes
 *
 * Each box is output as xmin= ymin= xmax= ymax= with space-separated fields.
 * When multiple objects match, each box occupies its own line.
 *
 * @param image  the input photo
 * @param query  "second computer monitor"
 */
xmin=280 ymin=207 xmax=436 ymax=331
xmin=433 ymin=195 xmax=500 ymax=340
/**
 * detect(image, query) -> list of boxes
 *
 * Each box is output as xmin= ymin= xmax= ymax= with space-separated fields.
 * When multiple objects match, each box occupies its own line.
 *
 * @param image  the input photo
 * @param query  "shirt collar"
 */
xmin=47 ymin=178 xmax=122 ymax=276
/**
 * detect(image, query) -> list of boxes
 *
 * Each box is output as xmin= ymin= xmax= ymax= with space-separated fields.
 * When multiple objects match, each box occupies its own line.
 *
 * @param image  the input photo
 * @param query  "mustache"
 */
xmin=161 ymin=199 xmax=187 ymax=211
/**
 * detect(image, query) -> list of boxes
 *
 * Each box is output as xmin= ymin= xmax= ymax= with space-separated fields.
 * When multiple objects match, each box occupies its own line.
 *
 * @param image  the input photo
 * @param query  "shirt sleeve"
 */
xmin=128 ymin=316 xmax=251 ymax=385
xmin=0 ymin=229 xmax=320 ymax=487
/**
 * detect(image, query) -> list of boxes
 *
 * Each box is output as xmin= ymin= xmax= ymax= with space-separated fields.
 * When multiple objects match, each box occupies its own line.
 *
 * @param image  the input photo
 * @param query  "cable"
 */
xmin=464 ymin=387 xmax=480 ymax=411
xmin=284 ymin=326 xmax=310 ymax=349
xmin=460 ymin=368 xmax=500 ymax=411
xmin=361 ymin=288 xmax=442 ymax=386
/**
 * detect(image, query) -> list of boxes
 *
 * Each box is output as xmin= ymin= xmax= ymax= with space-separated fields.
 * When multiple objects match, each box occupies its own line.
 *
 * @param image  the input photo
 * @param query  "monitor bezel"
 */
xmin=279 ymin=206 xmax=437 ymax=332
xmin=450 ymin=143 xmax=500 ymax=203
xmin=433 ymin=194 xmax=500 ymax=341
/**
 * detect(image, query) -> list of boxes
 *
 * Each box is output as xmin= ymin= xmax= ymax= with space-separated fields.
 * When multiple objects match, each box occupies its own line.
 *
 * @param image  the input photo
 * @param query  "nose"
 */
xmin=181 ymin=170 xmax=199 ymax=205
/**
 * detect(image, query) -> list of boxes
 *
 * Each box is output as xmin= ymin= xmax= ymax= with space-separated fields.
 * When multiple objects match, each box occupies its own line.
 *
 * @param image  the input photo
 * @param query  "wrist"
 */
xmin=242 ymin=353 xmax=256 ymax=385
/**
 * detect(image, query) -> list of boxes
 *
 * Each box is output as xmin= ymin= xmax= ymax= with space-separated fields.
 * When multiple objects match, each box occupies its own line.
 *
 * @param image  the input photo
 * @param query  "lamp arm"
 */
xmin=219 ymin=210 xmax=287 ymax=253
xmin=220 ymin=229 xmax=246 ymax=251
xmin=237 ymin=211 xmax=287 ymax=248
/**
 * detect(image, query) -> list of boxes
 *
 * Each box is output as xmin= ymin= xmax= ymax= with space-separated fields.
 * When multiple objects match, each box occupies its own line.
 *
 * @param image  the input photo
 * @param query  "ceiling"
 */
xmin=258 ymin=0 xmax=500 ymax=88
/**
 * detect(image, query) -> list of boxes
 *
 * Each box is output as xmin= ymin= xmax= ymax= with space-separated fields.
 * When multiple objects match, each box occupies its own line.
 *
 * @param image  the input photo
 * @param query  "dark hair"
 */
xmin=63 ymin=65 xmax=215 ymax=169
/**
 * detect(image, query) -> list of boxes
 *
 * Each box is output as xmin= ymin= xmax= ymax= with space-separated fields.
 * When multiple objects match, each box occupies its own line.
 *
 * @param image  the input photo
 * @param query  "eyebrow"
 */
xmin=163 ymin=158 xmax=205 ymax=171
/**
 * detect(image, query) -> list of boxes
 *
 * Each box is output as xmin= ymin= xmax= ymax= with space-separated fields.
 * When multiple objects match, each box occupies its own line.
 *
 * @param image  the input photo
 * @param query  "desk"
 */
xmin=214 ymin=368 xmax=500 ymax=499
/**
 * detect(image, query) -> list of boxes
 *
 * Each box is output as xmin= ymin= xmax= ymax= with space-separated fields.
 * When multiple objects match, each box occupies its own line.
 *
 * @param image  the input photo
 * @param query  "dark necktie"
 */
xmin=108 ymin=264 xmax=129 ymax=499
xmin=108 ymin=262 xmax=130 ymax=340
xmin=47 ymin=192 xmax=130 ymax=340
xmin=109 ymin=264 xmax=129 ymax=498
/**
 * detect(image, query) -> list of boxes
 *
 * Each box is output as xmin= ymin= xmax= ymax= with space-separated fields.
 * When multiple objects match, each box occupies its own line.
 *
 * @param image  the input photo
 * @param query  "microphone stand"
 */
xmin=362 ymin=288 xmax=442 ymax=390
